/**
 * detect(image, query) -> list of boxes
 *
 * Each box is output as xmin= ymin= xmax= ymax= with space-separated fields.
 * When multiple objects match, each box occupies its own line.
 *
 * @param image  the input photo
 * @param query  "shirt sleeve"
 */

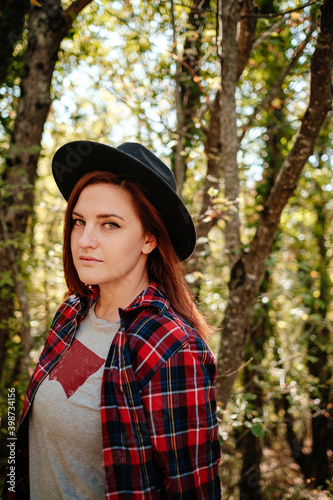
xmin=141 ymin=340 xmax=222 ymax=499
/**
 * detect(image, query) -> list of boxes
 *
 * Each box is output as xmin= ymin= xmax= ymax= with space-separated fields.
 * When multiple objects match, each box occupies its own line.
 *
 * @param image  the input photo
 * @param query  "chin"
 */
xmin=77 ymin=271 xmax=100 ymax=285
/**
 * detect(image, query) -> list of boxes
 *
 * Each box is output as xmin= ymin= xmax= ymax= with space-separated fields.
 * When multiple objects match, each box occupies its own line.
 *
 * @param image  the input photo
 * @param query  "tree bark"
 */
xmin=216 ymin=0 xmax=333 ymax=407
xmin=220 ymin=0 xmax=242 ymax=266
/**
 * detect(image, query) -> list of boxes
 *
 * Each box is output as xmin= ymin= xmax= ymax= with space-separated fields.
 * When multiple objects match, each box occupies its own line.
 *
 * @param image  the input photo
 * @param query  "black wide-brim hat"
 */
xmin=52 ymin=141 xmax=196 ymax=261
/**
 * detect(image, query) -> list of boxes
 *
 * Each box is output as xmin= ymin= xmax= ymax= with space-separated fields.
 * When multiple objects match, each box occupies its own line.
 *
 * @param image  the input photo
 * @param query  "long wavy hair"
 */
xmin=63 ymin=171 xmax=211 ymax=340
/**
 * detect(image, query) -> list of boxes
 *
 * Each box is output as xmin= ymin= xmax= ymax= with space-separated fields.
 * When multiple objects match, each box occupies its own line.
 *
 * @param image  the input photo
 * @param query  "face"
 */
xmin=70 ymin=183 xmax=155 ymax=292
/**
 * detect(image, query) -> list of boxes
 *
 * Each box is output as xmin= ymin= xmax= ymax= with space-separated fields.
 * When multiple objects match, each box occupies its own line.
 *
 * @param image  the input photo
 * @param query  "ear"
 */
xmin=142 ymin=233 xmax=157 ymax=255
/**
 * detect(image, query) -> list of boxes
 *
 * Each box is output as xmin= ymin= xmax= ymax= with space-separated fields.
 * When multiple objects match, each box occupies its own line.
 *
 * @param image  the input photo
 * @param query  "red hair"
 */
xmin=63 ymin=171 xmax=211 ymax=340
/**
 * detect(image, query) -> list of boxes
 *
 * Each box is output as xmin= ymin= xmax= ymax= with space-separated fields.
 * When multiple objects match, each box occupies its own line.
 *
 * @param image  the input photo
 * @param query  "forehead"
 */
xmin=76 ymin=182 xmax=129 ymax=202
xmin=74 ymin=182 xmax=137 ymax=215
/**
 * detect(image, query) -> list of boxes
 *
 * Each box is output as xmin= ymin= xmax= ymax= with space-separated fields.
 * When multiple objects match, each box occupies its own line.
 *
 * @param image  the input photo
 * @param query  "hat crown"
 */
xmin=117 ymin=142 xmax=177 ymax=192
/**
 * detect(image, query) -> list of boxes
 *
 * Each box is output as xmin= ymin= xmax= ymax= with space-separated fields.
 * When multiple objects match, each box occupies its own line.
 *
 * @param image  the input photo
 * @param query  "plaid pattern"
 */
xmin=2 ymin=284 xmax=221 ymax=499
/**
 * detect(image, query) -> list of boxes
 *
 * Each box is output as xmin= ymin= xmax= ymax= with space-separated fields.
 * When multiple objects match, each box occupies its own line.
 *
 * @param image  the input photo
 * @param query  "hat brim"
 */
xmin=52 ymin=141 xmax=196 ymax=261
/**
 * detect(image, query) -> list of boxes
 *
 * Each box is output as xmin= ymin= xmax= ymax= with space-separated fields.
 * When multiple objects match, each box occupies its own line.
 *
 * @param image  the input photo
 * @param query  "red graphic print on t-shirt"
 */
xmin=49 ymin=338 xmax=105 ymax=398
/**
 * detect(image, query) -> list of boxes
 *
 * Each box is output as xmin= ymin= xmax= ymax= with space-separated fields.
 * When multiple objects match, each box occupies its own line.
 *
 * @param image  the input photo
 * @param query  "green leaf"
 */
xmin=250 ymin=423 xmax=266 ymax=439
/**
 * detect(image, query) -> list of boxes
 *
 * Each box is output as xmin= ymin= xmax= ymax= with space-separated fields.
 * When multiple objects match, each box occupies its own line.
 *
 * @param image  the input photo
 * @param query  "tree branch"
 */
xmin=252 ymin=18 xmax=286 ymax=50
xmin=164 ymin=0 xmax=319 ymax=19
xmin=216 ymin=357 xmax=254 ymax=379
xmin=66 ymin=0 xmax=93 ymax=17
xmin=240 ymin=0 xmax=319 ymax=19
xmin=240 ymin=18 xmax=317 ymax=142
xmin=170 ymin=52 xmax=210 ymax=102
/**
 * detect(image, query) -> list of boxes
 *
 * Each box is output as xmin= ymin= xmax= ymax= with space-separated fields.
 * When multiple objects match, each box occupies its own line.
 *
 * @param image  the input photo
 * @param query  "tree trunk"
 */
xmin=311 ymin=413 xmax=330 ymax=488
xmin=220 ymin=0 xmax=242 ymax=266
xmin=216 ymin=0 xmax=333 ymax=407
xmin=0 ymin=0 xmax=93 ymax=379
xmin=238 ymin=430 xmax=263 ymax=500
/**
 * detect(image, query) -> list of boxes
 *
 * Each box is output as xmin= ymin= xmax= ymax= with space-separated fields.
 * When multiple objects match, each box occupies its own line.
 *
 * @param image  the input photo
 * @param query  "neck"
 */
xmin=94 ymin=274 xmax=150 ymax=323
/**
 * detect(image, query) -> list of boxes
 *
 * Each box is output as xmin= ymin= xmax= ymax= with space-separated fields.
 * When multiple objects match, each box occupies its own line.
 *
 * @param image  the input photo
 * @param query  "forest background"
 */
xmin=0 ymin=0 xmax=332 ymax=498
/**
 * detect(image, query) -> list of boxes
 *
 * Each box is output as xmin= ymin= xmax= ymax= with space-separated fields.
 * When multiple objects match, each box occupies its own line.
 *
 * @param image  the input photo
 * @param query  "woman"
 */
xmin=3 ymin=141 xmax=221 ymax=499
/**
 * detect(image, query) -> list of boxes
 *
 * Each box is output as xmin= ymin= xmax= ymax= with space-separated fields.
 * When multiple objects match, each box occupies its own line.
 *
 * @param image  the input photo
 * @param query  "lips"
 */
xmin=79 ymin=256 xmax=103 ymax=262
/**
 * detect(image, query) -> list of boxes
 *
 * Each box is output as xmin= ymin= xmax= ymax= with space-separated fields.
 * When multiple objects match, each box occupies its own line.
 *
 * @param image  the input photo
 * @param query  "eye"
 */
xmin=103 ymin=221 xmax=120 ymax=229
xmin=72 ymin=218 xmax=85 ymax=226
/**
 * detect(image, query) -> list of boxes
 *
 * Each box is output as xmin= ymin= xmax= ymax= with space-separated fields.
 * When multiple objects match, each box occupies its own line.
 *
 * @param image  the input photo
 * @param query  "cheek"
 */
xmin=115 ymin=233 xmax=145 ymax=259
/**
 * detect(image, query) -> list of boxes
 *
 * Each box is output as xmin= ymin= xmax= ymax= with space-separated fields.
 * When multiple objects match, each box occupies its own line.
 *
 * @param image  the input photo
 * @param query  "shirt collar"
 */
xmin=75 ymin=282 xmax=169 ymax=319
xmin=121 ymin=283 xmax=170 ymax=314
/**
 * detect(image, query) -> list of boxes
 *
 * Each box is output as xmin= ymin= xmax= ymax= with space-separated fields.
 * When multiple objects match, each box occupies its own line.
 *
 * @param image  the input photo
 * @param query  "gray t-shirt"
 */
xmin=29 ymin=305 xmax=120 ymax=500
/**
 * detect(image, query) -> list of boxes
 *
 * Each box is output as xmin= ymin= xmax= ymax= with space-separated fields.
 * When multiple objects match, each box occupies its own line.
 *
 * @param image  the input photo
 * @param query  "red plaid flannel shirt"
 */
xmin=2 ymin=284 xmax=221 ymax=499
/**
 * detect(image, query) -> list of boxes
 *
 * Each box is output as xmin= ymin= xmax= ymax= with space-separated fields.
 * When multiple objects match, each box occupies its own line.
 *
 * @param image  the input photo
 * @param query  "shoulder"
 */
xmin=49 ymin=294 xmax=81 ymax=329
xmin=128 ymin=306 xmax=191 ymax=351
xmin=126 ymin=304 xmax=214 ymax=390
xmin=48 ymin=292 xmax=94 ymax=338
xmin=35 ymin=293 xmax=95 ymax=367
xmin=123 ymin=283 xmax=194 ymax=343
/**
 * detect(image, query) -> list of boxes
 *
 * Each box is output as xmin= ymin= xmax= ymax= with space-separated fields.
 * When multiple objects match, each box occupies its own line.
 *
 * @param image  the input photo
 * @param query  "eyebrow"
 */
xmin=72 ymin=211 xmax=125 ymax=221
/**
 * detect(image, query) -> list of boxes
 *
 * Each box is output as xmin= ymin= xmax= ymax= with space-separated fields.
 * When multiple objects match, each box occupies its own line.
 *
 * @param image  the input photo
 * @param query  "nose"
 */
xmin=78 ymin=225 xmax=98 ymax=249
